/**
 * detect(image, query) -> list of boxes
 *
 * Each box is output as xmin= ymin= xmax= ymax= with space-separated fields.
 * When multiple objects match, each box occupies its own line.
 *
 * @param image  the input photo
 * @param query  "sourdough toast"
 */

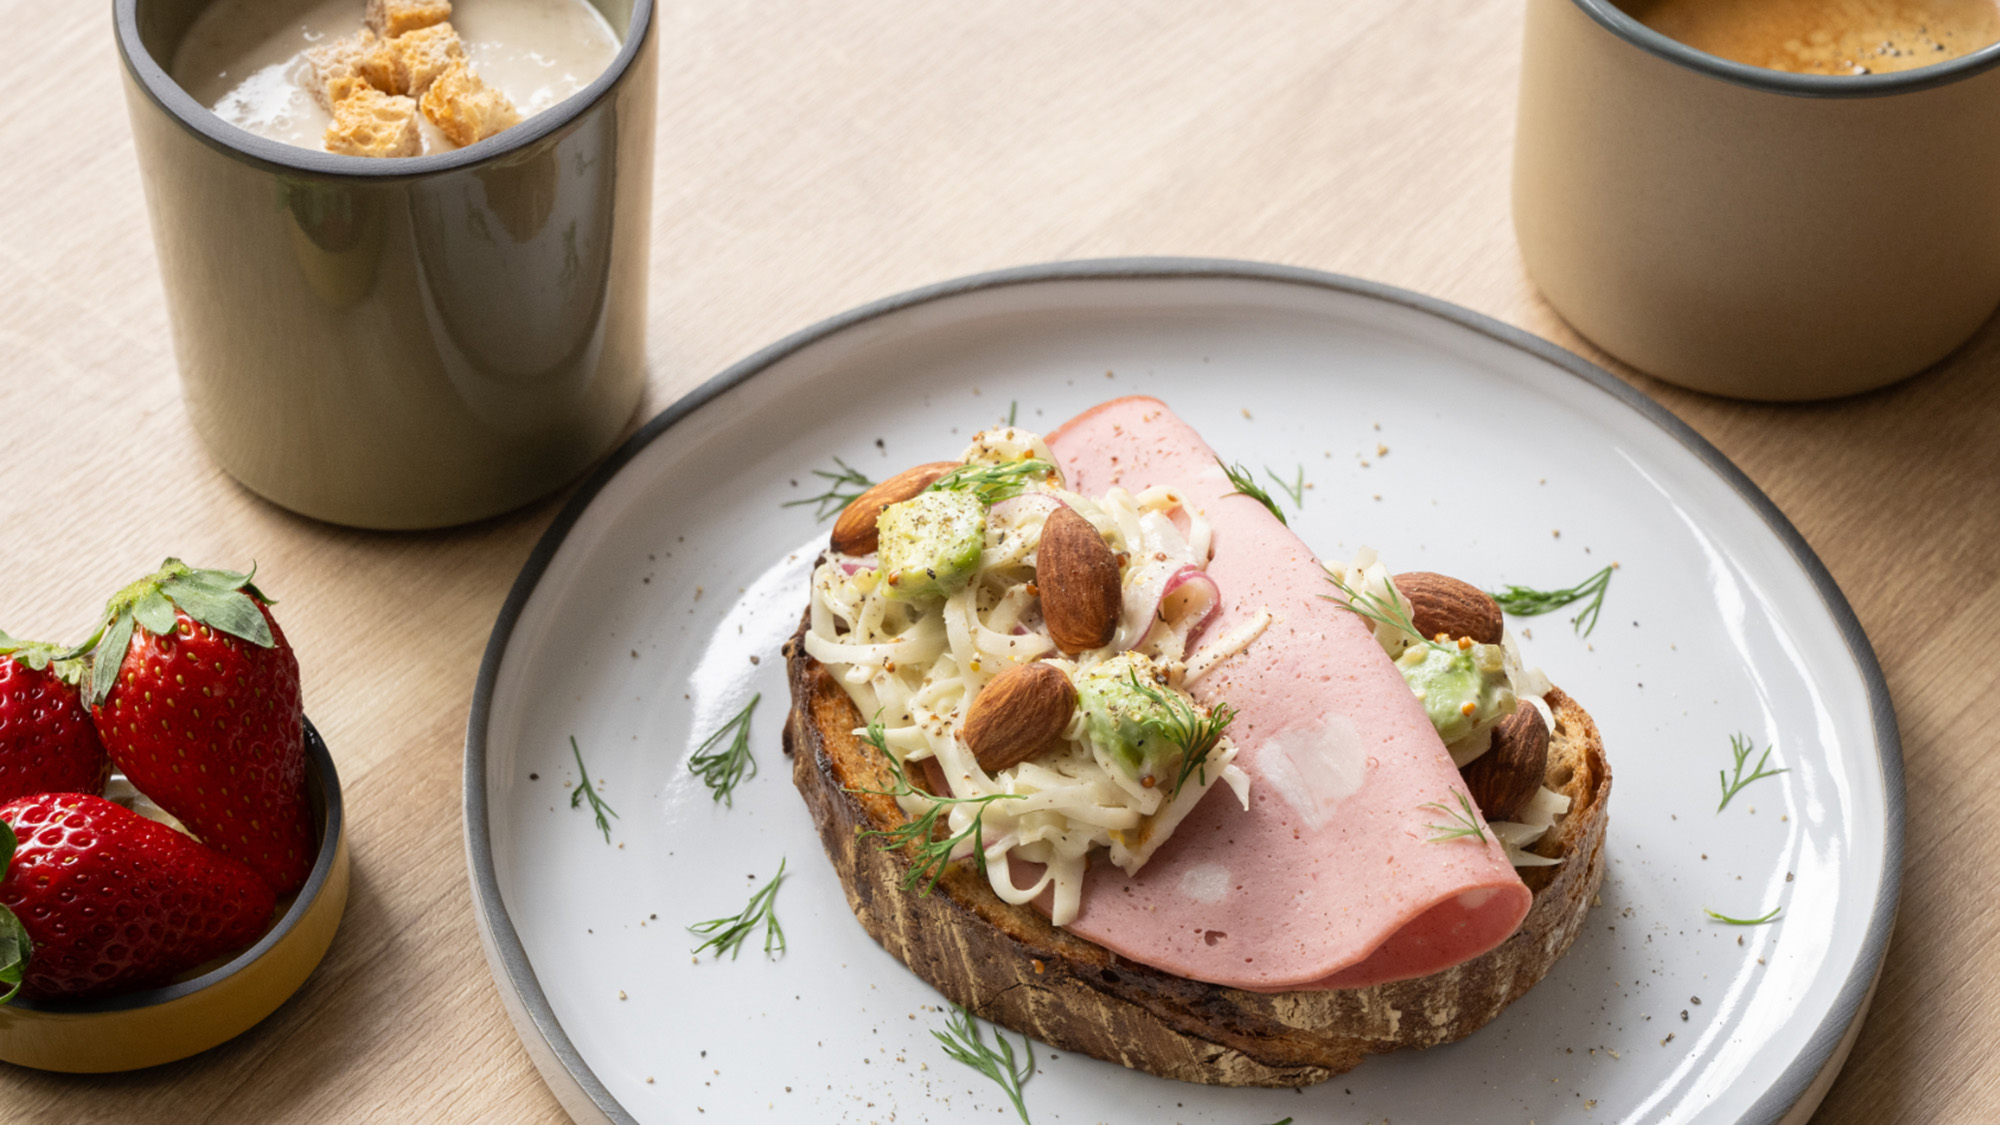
xmin=782 ymin=619 xmax=1611 ymax=1087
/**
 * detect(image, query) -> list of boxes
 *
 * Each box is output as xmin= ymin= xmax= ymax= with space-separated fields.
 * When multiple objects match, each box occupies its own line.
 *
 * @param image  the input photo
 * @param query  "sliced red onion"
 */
xmin=1158 ymin=567 xmax=1220 ymax=648
xmin=1117 ymin=563 xmax=1220 ymax=654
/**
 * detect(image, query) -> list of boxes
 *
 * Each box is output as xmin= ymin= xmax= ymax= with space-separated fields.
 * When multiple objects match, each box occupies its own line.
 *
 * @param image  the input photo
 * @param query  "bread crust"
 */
xmin=783 ymin=621 xmax=1610 ymax=1086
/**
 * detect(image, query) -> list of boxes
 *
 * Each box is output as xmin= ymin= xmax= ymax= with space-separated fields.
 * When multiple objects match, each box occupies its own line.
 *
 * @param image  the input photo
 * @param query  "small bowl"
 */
xmin=0 ymin=719 xmax=349 ymax=1072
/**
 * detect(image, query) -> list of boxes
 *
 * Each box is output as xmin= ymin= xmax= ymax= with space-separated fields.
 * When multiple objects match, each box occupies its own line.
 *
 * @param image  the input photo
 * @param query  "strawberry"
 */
xmin=0 ymin=632 xmax=110 ymax=804
xmin=0 ymin=793 xmax=276 ymax=1002
xmin=85 ymin=560 xmax=314 ymax=897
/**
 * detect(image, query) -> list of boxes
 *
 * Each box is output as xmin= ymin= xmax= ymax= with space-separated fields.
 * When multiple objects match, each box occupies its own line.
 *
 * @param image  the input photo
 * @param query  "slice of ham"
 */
xmin=1039 ymin=396 xmax=1531 ymax=991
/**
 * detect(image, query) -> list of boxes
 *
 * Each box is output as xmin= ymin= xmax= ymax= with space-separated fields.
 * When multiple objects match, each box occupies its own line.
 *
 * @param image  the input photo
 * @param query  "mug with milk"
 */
xmin=1515 ymin=0 xmax=2000 ymax=400
xmin=117 ymin=0 xmax=657 ymax=529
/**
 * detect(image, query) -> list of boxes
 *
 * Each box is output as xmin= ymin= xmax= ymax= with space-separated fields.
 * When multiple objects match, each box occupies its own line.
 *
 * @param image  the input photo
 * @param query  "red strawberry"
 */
xmin=0 ymin=793 xmax=276 ymax=1002
xmin=0 ymin=633 xmax=110 ymax=804
xmin=85 ymin=560 xmax=314 ymax=897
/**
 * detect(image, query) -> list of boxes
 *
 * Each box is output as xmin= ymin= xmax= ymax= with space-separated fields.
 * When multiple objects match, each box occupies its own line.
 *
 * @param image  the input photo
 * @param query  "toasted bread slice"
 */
xmin=783 ymin=620 xmax=1610 ymax=1086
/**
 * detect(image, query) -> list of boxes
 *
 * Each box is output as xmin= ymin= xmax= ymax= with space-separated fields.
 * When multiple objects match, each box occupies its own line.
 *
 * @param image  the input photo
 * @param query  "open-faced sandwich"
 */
xmin=782 ymin=396 xmax=1610 ymax=1086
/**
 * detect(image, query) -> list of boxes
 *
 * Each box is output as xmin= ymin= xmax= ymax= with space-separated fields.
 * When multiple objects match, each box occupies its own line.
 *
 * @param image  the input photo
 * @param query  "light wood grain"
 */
xmin=0 ymin=0 xmax=1993 ymax=1121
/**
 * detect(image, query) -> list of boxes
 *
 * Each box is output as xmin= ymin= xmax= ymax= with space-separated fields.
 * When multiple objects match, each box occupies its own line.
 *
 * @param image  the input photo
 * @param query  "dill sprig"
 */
xmin=1322 ymin=573 xmax=1448 ymax=652
xmin=1123 ymin=671 xmax=1237 ymax=795
xmin=568 ymin=737 xmax=620 ymax=843
xmin=1421 ymin=790 xmax=1488 ymax=843
xmin=933 ymin=1004 xmax=1035 ymax=1125
xmin=1717 ymin=732 xmax=1785 ymax=812
xmin=688 ymin=859 xmax=788 ymax=960
xmin=928 ymin=459 xmax=1056 ymax=504
xmin=783 ymin=457 xmax=875 ymax=520
xmin=1218 ymin=459 xmax=1287 ymax=525
xmin=1487 ymin=565 xmax=1614 ymax=636
xmin=688 ymin=694 xmax=761 ymax=806
xmin=848 ymin=712 xmax=1024 ymax=894
xmin=1704 ymin=905 xmax=1782 ymax=926
xmin=1265 ymin=464 xmax=1306 ymax=507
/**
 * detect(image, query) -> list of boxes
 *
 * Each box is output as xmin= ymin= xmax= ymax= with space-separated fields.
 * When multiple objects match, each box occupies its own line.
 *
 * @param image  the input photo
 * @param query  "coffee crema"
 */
xmin=1619 ymin=0 xmax=2000 ymax=75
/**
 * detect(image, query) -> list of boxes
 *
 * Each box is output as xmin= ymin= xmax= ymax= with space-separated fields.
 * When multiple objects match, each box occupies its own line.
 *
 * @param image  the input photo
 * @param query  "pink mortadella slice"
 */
xmin=1040 ymin=396 xmax=1531 ymax=992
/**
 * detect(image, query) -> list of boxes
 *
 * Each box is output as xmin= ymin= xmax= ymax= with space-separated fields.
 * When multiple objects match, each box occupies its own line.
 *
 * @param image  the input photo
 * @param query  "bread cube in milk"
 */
xmin=363 ymin=21 xmax=464 ymax=97
xmin=366 ymin=0 xmax=452 ymax=39
xmin=421 ymin=60 xmax=523 ymax=147
xmin=301 ymin=30 xmax=379 ymax=112
xmin=324 ymin=87 xmax=422 ymax=158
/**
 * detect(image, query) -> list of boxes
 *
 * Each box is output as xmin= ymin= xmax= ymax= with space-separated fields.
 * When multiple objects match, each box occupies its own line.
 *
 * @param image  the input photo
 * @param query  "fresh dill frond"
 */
xmin=1704 ymin=905 xmax=1782 ymax=926
xmin=1487 ymin=565 xmax=1614 ymax=636
xmin=688 ymin=694 xmax=761 ymax=806
xmin=688 ymin=858 xmax=788 ymax=960
xmin=568 ymin=737 xmax=620 ymax=843
xmin=933 ymin=1004 xmax=1035 ymax=1124
xmin=783 ymin=457 xmax=875 ymax=520
xmin=1421 ymin=790 xmax=1488 ymax=843
xmin=858 ymin=789 xmax=1023 ymax=895
xmin=1217 ymin=459 xmax=1287 ymax=525
xmin=928 ymin=459 xmax=1056 ymax=504
xmin=1123 ymin=671 xmax=1237 ymax=795
xmin=848 ymin=711 xmax=1023 ymax=894
xmin=1717 ymin=732 xmax=1786 ymax=812
xmin=1322 ymin=572 xmax=1448 ymax=652
xmin=1265 ymin=464 xmax=1306 ymax=507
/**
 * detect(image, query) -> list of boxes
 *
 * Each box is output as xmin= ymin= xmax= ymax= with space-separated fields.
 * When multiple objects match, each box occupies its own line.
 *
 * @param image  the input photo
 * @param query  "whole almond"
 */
xmin=1038 ymin=507 xmax=1121 ymax=654
xmin=1462 ymin=703 xmax=1549 ymax=822
xmin=1393 ymin=571 xmax=1504 ymax=644
xmin=963 ymin=662 xmax=1077 ymax=773
xmin=831 ymin=461 xmax=961 ymax=555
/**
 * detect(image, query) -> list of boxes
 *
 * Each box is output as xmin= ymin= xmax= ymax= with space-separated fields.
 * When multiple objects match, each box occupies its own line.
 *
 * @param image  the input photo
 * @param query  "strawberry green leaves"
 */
xmin=0 ymin=629 xmax=83 ymax=684
xmin=0 ymin=820 xmax=27 ymax=1005
xmin=86 ymin=559 xmax=277 ymax=706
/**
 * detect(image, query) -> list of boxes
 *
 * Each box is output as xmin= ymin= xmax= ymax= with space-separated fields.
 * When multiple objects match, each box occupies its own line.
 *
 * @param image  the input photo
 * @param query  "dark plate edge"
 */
xmin=461 ymin=257 xmax=1905 ymax=1125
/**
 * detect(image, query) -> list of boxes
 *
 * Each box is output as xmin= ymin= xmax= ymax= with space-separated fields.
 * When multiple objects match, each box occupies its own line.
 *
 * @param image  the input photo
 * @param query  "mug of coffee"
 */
xmin=1514 ymin=0 xmax=2000 ymax=400
xmin=117 ymin=0 xmax=656 ymax=528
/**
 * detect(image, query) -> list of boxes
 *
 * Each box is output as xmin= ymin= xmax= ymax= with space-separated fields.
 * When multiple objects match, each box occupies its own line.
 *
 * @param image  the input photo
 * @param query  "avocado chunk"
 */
xmin=1395 ymin=640 xmax=1516 ymax=746
xmin=874 ymin=489 xmax=986 ymax=601
xmin=1077 ymin=652 xmax=1185 ymax=783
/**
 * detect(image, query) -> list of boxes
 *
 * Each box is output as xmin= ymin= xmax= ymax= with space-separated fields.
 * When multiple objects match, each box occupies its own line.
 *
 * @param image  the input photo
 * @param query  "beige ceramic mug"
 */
xmin=118 ymin=0 xmax=656 ymax=529
xmin=1514 ymin=0 xmax=2000 ymax=400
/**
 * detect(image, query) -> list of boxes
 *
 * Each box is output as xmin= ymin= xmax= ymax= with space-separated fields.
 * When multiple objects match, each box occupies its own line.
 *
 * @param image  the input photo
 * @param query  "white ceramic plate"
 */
xmin=466 ymin=260 xmax=1901 ymax=1125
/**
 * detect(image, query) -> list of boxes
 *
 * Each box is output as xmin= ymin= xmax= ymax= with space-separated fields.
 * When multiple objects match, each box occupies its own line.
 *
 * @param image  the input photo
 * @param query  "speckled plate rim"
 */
xmin=462 ymin=257 xmax=1905 ymax=1124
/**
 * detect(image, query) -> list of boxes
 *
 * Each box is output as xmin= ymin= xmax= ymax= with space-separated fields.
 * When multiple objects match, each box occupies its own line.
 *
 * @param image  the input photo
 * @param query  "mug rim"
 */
xmin=114 ymin=0 xmax=655 ymax=178
xmin=1571 ymin=0 xmax=2000 ymax=97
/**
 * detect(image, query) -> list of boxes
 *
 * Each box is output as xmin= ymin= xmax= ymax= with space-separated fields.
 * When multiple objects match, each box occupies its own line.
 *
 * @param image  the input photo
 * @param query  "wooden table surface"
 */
xmin=3 ymin=1 xmax=1995 ymax=1121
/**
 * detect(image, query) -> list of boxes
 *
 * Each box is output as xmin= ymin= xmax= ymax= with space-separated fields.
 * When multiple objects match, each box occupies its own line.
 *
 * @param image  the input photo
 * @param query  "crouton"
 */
xmin=365 ymin=0 xmax=452 ymax=39
xmin=420 ymin=60 xmax=522 ymax=148
xmin=323 ymin=87 xmax=423 ymax=158
xmin=301 ymin=30 xmax=379 ymax=112
xmin=361 ymin=21 xmax=464 ymax=97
